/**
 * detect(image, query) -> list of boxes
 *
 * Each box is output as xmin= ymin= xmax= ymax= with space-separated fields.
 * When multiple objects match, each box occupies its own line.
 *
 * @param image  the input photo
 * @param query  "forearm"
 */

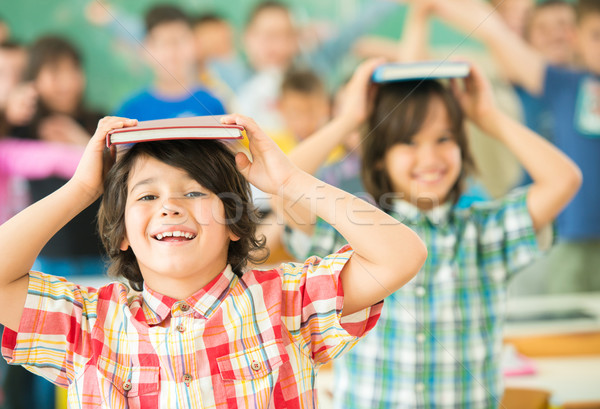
xmin=0 ymin=179 xmax=98 ymax=286
xmin=282 ymin=169 xmax=426 ymax=315
xmin=483 ymin=110 xmax=581 ymax=228
xmin=282 ymin=170 xmax=423 ymax=269
xmin=399 ymin=4 xmax=431 ymax=62
xmin=288 ymin=117 xmax=355 ymax=175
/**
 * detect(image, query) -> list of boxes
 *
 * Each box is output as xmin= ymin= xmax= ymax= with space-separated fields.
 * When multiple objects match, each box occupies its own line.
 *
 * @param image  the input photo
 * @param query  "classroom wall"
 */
xmin=0 ymin=0 xmax=477 ymax=113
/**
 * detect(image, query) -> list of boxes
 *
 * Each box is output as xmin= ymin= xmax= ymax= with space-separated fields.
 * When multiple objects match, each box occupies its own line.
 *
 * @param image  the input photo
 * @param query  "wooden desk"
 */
xmin=504 ymin=293 xmax=600 ymax=407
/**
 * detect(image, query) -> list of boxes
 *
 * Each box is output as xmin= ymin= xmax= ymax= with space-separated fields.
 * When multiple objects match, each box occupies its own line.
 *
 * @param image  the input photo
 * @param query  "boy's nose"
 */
xmin=416 ymin=144 xmax=439 ymax=165
xmin=161 ymin=198 xmax=183 ymax=216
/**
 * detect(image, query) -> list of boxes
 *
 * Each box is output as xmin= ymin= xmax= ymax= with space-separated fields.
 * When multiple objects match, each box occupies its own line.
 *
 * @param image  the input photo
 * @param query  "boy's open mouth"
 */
xmin=152 ymin=231 xmax=197 ymax=241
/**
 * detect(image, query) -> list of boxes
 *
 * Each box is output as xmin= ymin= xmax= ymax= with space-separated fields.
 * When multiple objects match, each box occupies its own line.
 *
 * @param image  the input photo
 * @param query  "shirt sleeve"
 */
xmin=473 ymin=186 xmax=540 ymax=279
xmin=1 ymin=272 xmax=107 ymax=388
xmin=279 ymin=246 xmax=383 ymax=366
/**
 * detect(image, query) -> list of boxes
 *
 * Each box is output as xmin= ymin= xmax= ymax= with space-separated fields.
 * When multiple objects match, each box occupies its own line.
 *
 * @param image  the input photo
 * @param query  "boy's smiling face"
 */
xmin=120 ymin=154 xmax=239 ymax=294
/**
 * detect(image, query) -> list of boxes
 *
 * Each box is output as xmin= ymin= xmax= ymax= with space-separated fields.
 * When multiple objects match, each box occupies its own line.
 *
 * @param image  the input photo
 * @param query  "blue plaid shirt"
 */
xmin=285 ymin=187 xmax=539 ymax=408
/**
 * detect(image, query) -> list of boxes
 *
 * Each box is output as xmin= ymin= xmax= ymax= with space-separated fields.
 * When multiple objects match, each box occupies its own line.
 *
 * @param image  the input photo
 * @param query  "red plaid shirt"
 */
xmin=2 ymin=247 xmax=381 ymax=408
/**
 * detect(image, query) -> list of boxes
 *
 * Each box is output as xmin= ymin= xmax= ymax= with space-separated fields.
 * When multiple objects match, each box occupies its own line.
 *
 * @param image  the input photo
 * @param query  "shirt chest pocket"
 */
xmin=216 ymin=339 xmax=289 ymax=405
xmin=95 ymin=355 xmax=160 ymax=408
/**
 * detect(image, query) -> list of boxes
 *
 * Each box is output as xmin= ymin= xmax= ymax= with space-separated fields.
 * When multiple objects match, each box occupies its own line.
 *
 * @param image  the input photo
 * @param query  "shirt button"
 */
xmin=417 ymin=333 xmax=426 ymax=343
xmin=182 ymin=374 xmax=193 ymax=386
xmin=415 ymin=287 xmax=426 ymax=297
xmin=416 ymin=383 xmax=425 ymax=392
xmin=251 ymin=361 xmax=261 ymax=371
xmin=176 ymin=324 xmax=186 ymax=333
xmin=179 ymin=303 xmax=190 ymax=312
xmin=122 ymin=380 xmax=132 ymax=391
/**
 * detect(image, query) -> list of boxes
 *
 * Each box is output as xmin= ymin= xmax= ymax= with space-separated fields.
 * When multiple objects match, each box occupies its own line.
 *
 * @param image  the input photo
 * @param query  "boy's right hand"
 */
xmin=71 ymin=116 xmax=137 ymax=200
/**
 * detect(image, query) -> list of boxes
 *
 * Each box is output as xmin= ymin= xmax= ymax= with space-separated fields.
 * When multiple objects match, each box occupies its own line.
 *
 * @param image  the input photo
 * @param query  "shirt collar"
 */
xmin=142 ymin=265 xmax=236 ymax=325
xmin=390 ymin=199 xmax=453 ymax=228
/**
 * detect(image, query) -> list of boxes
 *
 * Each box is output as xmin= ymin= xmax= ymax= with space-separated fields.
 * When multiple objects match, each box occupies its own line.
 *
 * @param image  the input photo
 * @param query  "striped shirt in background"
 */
xmin=285 ymin=187 xmax=540 ymax=409
xmin=2 ymin=247 xmax=381 ymax=408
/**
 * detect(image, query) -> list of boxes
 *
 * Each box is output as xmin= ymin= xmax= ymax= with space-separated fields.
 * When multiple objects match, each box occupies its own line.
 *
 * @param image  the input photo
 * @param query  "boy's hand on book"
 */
xmin=221 ymin=114 xmax=298 ymax=195
xmin=72 ymin=116 xmax=137 ymax=200
xmin=450 ymin=63 xmax=499 ymax=136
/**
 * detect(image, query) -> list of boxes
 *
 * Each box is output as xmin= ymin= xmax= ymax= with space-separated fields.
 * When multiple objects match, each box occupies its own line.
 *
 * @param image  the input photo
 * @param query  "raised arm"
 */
xmin=0 ymin=117 xmax=137 ymax=331
xmin=274 ymin=59 xmax=381 ymax=234
xmin=452 ymin=64 xmax=581 ymax=230
xmin=426 ymin=0 xmax=547 ymax=94
xmin=398 ymin=1 xmax=436 ymax=62
xmin=222 ymin=113 xmax=427 ymax=316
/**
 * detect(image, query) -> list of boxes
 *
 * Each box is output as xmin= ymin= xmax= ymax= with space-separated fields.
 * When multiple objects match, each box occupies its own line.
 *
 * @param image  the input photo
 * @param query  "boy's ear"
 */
xmin=119 ymin=236 xmax=130 ymax=251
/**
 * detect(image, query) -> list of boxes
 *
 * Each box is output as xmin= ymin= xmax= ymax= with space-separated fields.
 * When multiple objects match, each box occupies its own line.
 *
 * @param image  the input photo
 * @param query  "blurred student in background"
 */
xmin=191 ymin=13 xmax=237 ymax=107
xmin=0 ymin=41 xmax=26 ymax=130
xmin=6 ymin=35 xmax=104 ymax=281
xmin=1 ymin=35 xmax=98 ymax=409
xmin=430 ymin=0 xmax=600 ymax=295
xmin=275 ymin=68 xmax=331 ymax=152
xmin=516 ymin=0 xmax=577 ymax=148
xmin=236 ymin=0 xmax=400 ymax=132
xmin=115 ymin=5 xmax=225 ymax=120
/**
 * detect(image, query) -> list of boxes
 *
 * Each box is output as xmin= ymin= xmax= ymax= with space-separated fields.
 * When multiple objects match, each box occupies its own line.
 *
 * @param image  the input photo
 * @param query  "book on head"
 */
xmin=106 ymin=115 xmax=245 ymax=148
xmin=372 ymin=61 xmax=471 ymax=83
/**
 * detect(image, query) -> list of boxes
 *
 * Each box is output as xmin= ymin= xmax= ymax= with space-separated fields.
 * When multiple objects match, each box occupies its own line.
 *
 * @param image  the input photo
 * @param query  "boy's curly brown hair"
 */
xmin=98 ymin=140 xmax=268 ymax=291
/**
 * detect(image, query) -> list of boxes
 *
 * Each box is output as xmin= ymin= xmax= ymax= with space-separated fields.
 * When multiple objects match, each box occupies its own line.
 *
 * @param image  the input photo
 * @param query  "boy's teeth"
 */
xmin=155 ymin=231 xmax=196 ymax=240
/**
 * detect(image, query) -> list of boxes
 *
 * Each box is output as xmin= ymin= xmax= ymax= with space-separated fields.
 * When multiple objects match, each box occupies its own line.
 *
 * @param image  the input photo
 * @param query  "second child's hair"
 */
xmin=145 ymin=4 xmax=191 ymax=34
xmin=98 ymin=140 xmax=268 ymax=291
xmin=281 ymin=68 xmax=327 ymax=97
xmin=24 ymin=36 xmax=81 ymax=82
xmin=576 ymin=0 xmax=600 ymax=22
xmin=362 ymin=80 xmax=475 ymax=210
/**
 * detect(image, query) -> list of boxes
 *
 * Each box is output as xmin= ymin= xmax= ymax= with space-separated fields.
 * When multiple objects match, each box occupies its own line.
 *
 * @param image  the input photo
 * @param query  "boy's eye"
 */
xmin=139 ymin=195 xmax=157 ymax=201
xmin=185 ymin=191 xmax=206 ymax=198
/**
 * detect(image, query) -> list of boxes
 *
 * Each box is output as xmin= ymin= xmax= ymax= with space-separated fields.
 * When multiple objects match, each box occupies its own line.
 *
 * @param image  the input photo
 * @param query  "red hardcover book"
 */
xmin=106 ymin=116 xmax=245 ymax=148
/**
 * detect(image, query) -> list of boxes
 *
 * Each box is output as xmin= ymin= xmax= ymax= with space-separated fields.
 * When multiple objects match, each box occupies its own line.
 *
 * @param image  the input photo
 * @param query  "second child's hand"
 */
xmin=71 ymin=116 xmax=138 ymax=201
xmin=450 ymin=64 xmax=498 ymax=136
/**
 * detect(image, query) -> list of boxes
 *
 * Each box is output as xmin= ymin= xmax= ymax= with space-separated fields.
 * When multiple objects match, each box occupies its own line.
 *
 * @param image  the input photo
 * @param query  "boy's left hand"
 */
xmin=221 ymin=114 xmax=299 ymax=195
xmin=450 ymin=63 xmax=499 ymax=135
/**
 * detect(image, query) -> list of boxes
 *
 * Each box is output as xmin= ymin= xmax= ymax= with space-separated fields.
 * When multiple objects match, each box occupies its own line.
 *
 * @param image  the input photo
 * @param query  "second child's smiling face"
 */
xmin=120 ymin=155 xmax=239 ymax=288
xmin=383 ymin=97 xmax=462 ymax=210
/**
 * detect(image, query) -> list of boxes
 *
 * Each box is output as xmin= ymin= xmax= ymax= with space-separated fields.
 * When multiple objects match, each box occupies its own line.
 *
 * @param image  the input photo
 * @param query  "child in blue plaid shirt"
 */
xmin=280 ymin=59 xmax=582 ymax=408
